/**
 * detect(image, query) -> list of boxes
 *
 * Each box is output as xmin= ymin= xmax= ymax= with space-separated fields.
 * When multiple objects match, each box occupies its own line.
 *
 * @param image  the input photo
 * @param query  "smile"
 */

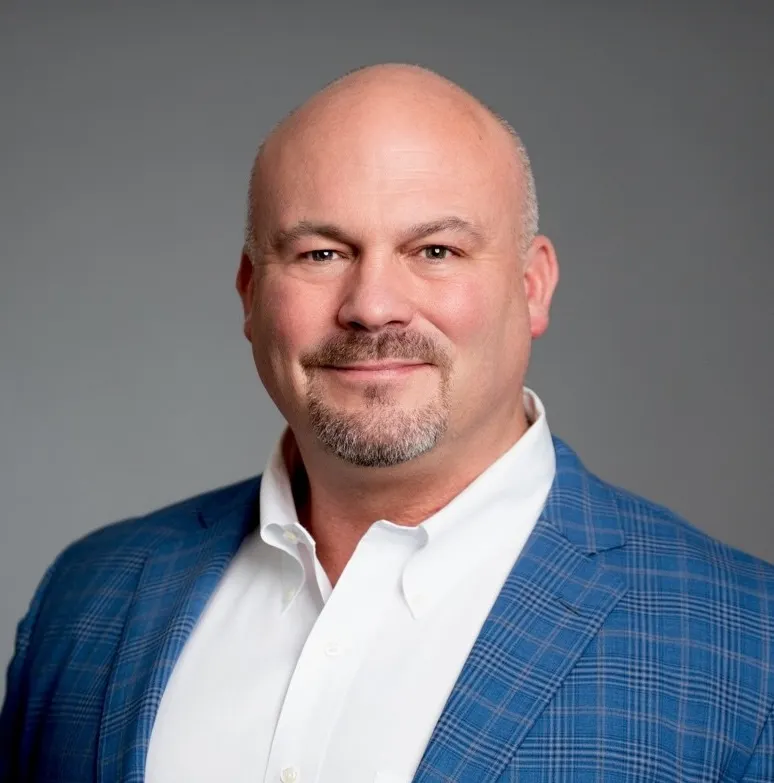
xmin=321 ymin=362 xmax=431 ymax=380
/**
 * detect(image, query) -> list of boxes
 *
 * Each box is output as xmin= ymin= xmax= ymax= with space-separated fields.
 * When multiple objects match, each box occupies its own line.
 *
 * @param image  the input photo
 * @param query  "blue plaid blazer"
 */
xmin=2 ymin=437 xmax=773 ymax=782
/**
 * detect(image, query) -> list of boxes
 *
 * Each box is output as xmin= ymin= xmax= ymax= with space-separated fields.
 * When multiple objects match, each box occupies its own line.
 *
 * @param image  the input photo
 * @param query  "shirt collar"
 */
xmin=401 ymin=387 xmax=555 ymax=617
xmin=258 ymin=387 xmax=556 ymax=616
xmin=259 ymin=435 xmax=323 ymax=610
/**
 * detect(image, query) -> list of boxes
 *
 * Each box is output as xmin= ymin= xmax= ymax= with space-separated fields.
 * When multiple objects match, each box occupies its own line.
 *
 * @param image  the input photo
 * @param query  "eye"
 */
xmin=421 ymin=245 xmax=454 ymax=261
xmin=301 ymin=249 xmax=342 ymax=263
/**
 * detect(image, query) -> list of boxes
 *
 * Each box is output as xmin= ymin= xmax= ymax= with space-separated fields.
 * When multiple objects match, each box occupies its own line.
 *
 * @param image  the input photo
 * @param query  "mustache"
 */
xmin=300 ymin=330 xmax=450 ymax=370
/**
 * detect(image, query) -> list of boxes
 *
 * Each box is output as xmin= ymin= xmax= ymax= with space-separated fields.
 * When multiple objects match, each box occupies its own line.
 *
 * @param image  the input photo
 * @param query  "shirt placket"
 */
xmin=262 ymin=528 xmax=412 ymax=783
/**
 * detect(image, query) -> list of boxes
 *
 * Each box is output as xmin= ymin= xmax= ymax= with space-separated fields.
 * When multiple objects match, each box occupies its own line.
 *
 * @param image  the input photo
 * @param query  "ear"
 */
xmin=236 ymin=249 xmax=255 ymax=342
xmin=523 ymin=235 xmax=559 ymax=339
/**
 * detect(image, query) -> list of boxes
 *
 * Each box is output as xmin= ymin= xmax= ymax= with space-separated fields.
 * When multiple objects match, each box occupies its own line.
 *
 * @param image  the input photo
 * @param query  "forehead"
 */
xmin=253 ymin=101 xmax=519 ymax=238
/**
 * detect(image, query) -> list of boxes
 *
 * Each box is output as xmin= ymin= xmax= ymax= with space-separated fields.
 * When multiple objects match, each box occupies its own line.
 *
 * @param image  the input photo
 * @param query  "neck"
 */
xmin=283 ymin=402 xmax=530 ymax=585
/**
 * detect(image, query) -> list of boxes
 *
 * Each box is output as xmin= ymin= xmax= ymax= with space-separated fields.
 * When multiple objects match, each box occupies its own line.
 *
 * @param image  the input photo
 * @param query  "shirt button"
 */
xmin=280 ymin=767 xmax=299 ymax=783
xmin=324 ymin=642 xmax=342 ymax=657
xmin=283 ymin=530 xmax=298 ymax=543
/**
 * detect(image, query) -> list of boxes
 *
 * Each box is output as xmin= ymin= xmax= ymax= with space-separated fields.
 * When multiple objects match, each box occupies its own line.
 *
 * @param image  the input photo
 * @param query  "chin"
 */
xmin=306 ymin=397 xmax=449 ymax=469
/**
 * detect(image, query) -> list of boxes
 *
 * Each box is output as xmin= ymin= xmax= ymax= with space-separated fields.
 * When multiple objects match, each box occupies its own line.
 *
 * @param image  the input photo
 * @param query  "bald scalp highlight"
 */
xmin=244 ymin=64 xmax=539 ymax=259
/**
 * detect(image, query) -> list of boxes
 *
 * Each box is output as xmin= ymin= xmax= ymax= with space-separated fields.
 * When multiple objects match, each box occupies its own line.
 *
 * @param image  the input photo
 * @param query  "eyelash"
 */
xmin=299 ymin=245 xmax=459 ymax=263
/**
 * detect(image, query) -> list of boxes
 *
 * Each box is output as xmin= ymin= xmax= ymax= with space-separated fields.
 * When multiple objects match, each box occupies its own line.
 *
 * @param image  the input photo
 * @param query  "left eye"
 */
xmin=422 ymin=246 xmax=452 ymax=261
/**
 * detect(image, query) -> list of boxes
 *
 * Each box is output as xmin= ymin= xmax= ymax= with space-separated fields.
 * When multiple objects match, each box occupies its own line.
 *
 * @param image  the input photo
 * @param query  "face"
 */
xmin=238 ymin=89 xmax=557 ymax=469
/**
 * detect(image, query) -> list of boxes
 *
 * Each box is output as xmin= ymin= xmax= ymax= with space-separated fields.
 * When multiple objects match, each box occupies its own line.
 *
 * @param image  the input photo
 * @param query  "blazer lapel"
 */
xmin=413 ymin=438 xmax=629 ymax=783
xmin=96 ymin=477 xmax=261 ymax=783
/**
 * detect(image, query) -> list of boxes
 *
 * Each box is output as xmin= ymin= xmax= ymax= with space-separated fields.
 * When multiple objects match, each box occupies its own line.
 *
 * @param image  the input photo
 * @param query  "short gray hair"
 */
xmin=496 ymin=115 xmax=539 ymax=252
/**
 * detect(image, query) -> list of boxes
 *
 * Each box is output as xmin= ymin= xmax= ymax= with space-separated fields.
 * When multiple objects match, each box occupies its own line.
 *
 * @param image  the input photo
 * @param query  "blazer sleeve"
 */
xmin=740 ymin=705 xmax=774 ymax=782
xmin=0 ymin=558 xmax=59 ymax=782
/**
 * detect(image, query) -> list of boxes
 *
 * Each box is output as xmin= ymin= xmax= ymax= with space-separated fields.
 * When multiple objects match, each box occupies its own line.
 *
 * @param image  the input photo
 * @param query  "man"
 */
xmin=1 ymin=63 xmax=772 ymax=782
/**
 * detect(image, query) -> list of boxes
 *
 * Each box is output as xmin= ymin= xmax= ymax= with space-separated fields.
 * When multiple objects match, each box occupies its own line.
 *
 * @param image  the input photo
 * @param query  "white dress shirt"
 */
xmin=145 ymin=389 xmax=556 ymax=783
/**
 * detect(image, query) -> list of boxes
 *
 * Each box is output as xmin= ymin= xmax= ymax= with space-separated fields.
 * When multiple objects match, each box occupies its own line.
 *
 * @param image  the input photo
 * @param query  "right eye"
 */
xmin=301 ymin=249 xmax=342 ymax=263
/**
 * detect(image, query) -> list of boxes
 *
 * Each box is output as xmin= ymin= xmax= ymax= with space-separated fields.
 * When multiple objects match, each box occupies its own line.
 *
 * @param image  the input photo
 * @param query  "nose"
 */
xmin=336 ymin=253 xmax=415 ymax=331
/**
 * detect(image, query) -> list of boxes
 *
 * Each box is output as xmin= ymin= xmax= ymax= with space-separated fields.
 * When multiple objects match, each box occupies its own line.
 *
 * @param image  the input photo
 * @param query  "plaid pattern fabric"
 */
xmin=2 ymin=437 xmax=773 ymax=782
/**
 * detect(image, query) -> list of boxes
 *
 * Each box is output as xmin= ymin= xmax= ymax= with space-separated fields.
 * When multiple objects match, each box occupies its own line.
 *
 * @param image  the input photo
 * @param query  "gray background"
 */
xmin=1 ymin=1 xmax=773 ymax=697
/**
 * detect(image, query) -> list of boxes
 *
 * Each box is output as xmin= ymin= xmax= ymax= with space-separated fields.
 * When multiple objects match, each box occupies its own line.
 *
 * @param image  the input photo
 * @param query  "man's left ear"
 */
xmin=523 ymin=235 xmax=559 ymax=339
xmin=236 ymin=249 xmax=255 ymax=342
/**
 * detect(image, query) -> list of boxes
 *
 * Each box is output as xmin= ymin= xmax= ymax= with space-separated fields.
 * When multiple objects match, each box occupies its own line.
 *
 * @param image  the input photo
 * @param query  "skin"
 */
xmin=236 ymin=65 xmax=559 ymax=585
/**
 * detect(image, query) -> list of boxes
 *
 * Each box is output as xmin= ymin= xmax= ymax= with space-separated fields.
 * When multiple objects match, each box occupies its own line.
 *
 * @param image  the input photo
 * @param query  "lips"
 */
xmin=321 ymin=362 xmax=430 ymax=380
xmin=326 ymin=361 xmax=427 ymax=371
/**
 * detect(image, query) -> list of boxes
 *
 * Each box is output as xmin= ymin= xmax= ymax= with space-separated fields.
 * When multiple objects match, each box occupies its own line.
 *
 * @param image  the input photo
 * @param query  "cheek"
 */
xmin=428 ymin=275 xmax=530 ymax=390
xmin=252 ymin=277 xmax=332 ymax=381
xmin=431 ymin=275 xmax=522 ymax=352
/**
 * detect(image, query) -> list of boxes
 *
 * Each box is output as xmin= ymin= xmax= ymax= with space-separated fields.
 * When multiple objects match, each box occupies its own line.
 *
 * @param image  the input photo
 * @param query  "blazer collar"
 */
xmin=542 ymin=435 xmax=626 ymax=554
xmin=195 ymin=474 xmax=262 ymax=533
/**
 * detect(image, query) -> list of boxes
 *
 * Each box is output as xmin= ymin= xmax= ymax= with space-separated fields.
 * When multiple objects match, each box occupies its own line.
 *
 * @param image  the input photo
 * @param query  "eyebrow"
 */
xmin=270 ymin=221 xmax=352 ymax=253
xmin=402 ymin=216 xmax=486 ymax=245
xmin=269 ymin=215 xmax=485 ymax=253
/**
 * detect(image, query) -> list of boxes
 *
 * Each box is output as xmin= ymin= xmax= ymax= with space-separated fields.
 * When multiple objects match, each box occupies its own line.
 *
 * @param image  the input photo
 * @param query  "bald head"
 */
xmin=244 ymin=64 xmax=538 ymax=257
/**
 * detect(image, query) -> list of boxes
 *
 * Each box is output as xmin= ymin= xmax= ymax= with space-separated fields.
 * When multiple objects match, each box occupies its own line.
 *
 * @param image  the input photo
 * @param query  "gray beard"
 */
xmin=306 ymin=381 xmax=450 ymax=468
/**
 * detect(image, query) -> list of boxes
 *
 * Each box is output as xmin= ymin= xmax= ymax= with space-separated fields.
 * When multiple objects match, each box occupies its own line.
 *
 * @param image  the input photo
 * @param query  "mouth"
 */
xmin=320 ymin=361 xmax=431 ymax=380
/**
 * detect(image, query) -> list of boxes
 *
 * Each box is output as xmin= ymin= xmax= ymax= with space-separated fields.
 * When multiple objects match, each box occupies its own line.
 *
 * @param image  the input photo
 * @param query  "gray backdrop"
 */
xmin=2 ymin=1 xmax=773 ymax=699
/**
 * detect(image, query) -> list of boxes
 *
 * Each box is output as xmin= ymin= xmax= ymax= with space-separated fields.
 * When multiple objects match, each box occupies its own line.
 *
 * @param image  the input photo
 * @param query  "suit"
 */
xmin=2 ymin=436 xmax=773 ymax=781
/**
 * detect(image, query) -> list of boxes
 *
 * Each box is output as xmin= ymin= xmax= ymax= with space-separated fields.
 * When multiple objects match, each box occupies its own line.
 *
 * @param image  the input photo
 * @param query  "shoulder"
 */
xmin=594 ymin=473 xmax=774 ymax=675
xmin=553 ymin=436 xmax=774 ymax=596
xmin=34 ymin=475 xmax=262 ymax=618
xmin=55 ymin=475 xmax=261 ymax=566
xmin=597 ymin=477 xmax=774 ymax=714
xmin=608 ymin=478 xmax=774 ymax=597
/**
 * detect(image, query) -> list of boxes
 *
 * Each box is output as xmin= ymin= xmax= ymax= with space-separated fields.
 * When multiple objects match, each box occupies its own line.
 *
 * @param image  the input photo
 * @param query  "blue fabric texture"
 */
xmin=1 ymin=436 xmax=773 ymax=782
